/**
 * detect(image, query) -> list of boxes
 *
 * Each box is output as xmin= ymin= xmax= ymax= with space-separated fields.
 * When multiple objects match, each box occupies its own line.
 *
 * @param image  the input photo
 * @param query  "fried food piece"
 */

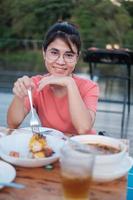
xmin=9 ymin=151 xmax=20 ymax=157
xmin=45 ymin=147 xmax=54 ymax=157
xmin=29 ymin=134 xmax=54 ymax=158
xmin=29 ymin=134 xmax=47 ymax=153
xmin=32 ymin=151 xmax=46 ymax=158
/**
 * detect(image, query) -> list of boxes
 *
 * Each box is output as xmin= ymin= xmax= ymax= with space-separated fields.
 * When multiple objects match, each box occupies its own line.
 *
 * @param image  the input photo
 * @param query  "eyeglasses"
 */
xmin=46 ymin=49 xmax=78 ymax=63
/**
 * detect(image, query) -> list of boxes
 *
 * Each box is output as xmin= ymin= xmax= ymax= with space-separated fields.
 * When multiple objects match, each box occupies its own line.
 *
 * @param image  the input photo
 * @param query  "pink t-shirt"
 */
xmin=24 ymin=74 xmax=99 ymax=135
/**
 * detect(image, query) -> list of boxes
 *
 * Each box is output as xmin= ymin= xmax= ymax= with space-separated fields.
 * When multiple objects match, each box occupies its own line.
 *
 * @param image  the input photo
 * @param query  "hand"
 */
xmin=13 ymin=76 xmax=35 ymax=99
xmin=38 ymin=75 xmax=73 ymax=91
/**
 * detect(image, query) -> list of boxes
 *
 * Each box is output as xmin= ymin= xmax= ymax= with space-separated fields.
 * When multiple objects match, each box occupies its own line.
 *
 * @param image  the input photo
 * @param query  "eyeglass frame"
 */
xmin=45 ymin=48 xmax=78 ymax=63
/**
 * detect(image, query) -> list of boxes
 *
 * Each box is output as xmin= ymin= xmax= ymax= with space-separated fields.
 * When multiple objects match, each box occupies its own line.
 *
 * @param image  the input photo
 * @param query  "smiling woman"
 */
xmin=7 ymin=21 xmax=99 ymax=135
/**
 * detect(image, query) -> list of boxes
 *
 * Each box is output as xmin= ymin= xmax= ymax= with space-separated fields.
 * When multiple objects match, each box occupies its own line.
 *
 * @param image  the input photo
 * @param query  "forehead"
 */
xmin=47 ymin=38 xmax=77 ymax=52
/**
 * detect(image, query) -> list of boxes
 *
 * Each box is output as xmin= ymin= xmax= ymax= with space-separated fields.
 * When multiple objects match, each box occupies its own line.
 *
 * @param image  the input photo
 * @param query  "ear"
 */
xmin=78 ymin=51 xmax=81 ymax=59
xmin=42 ymin=50 xmax=46 ymax=60
xmin=75 ymin=51 xmax=81 ymax=63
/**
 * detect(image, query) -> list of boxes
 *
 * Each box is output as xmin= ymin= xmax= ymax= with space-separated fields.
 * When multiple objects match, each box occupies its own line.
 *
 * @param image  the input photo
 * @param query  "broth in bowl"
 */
xmin=86 ymin=143 xmax=121 ymax=155
xmin=71 ymin=134 xmax=127 ymax=164
xmin=70 ymin=135 xmax=130 ymax=182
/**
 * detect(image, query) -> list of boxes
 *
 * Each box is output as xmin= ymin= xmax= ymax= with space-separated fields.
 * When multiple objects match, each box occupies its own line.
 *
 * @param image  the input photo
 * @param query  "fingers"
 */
xmin=38 ymin=75 xmax=58 ymax=91
xmin=38 ymin=76 xmax=69 ymax=91
xmin=13 ymin=76 xmax=35 ymax=99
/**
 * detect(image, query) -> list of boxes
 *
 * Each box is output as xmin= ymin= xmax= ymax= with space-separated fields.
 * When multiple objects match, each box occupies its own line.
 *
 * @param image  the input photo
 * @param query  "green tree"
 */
xmin=0 ymin=0 xmax=13 ymax=38
xmin=72 ymin=0 xmax=132 ymax=49
xmin=33 ymin=0 xmax=75 ymax=39
xmin=0 ymin=0 xmax=74 ymax=40
xmin=122 ymin=0 xmax=133 ymax=48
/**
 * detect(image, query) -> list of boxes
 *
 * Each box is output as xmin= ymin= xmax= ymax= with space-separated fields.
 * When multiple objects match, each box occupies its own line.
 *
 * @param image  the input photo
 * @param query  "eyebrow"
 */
xmin=49 ymin=48 xmax=76 ymax=54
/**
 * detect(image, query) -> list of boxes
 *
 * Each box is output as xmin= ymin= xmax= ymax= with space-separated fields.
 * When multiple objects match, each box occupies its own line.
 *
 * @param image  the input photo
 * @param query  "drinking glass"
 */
xmin=60 ymin=143 xmax=94 ymax=200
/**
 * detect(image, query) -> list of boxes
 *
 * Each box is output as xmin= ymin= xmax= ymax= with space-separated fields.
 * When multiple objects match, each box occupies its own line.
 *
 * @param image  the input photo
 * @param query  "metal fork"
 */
xmin=27 ymin=88 xmax=40 ymax=134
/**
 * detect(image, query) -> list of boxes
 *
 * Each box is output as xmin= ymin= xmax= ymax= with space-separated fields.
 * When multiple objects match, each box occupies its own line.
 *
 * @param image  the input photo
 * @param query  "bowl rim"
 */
xmin=71 ymin=135 xmax=127 ymax=160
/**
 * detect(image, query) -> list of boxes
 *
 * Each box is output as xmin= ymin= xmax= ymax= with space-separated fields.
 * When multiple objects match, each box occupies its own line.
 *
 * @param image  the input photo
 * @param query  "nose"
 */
xmin=56 ymin=54 xmax=65 ymax=65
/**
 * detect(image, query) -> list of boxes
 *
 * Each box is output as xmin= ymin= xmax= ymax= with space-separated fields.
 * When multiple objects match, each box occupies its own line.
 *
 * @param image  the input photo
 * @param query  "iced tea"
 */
xmin=62 ymin=173 xmax=91 ymax=200
xmin=60 ymin=142 xmax=94 ymax=200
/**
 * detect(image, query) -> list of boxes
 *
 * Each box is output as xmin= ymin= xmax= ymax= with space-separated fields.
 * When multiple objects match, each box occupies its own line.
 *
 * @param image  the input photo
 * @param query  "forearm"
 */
xmin=67 ymin=80 xmax=94 ymax=134
xmin=7 ymin=96 xmax=28 ymax=128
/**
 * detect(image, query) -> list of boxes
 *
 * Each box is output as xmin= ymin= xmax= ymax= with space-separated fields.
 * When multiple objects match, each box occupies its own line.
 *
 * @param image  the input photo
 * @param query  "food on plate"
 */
xmin=32 ymin=151 xmax=45 ymax=158
xmin=9 ymin=134 xmax=54 ymax=159
xmin=29 ymin=134 xmax=54 ymax=158
xmin=86 ymin=143 xmax=120 ymax=155
xmin=9 ymin=151 xmax=20 ymax=157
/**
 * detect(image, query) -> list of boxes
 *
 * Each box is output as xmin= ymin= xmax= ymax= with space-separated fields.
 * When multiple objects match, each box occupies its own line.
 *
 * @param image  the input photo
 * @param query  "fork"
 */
xmin=27 ymin=88 xmax=40 ymax=135
xmin=0 ymin=182 xmax=26 ymax=189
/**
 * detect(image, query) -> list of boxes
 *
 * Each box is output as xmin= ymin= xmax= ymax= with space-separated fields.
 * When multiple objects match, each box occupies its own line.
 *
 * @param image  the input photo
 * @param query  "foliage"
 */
xmin=0 ymin=0 xmax=133 ymax=71
xmin=72 ymin=0 xmax=132 ymax=49
xmin=0 ymin=0 xmax=74 ymax=40
xmin=0 ymin=50 xmax=45 ymax=72
xmin=0 ymin=0 xmax=133 ymax=48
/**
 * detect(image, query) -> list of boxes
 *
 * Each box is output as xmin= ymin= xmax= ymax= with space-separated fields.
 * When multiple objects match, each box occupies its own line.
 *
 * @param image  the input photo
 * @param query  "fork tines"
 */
xmin=31 ymin=125 xmax=40 ymax=135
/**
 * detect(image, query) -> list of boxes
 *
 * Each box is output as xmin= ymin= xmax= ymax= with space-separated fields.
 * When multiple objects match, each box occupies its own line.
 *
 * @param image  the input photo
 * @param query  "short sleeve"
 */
xmin=83 ymin=82 xmax=99 ymax=112
xmin=78 ymin=79 xmax=99 ymax=113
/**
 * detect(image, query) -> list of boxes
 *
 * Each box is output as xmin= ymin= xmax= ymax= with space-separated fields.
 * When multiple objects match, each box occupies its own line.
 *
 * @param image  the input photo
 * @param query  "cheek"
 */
xmin=45 ymin=60 xmax=53 ymax=70
xmin=68 ymin=63 xmax=76 ymax=72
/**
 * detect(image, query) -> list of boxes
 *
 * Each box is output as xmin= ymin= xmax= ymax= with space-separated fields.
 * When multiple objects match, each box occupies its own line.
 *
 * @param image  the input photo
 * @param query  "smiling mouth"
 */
xmin=53 ymin=66 xmax=67 ymax=71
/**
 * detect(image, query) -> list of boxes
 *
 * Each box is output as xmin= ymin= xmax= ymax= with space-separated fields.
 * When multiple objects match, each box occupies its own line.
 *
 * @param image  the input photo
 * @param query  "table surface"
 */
xmin=0 ymin=161 xmax=127 ymax=200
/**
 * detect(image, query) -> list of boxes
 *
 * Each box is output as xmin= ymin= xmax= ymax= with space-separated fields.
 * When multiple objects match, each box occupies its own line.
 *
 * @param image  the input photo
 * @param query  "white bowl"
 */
xmin=71 ymin=135 xmax=132 ymax=182
xmin=71 ymin=135 xmax=127 ymax=164
xmin=0 ymin=131 xmax=65 ymax=168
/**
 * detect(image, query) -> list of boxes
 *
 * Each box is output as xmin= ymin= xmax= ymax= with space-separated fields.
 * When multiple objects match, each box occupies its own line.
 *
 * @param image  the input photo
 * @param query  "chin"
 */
xmin=52 ymin=72 xmax=67 ymax=77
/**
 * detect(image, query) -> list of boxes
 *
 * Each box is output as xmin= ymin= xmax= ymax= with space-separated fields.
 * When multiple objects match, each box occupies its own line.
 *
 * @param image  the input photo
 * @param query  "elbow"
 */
xmin=7 ymin=121 xmax=20 ymax=129
xmin=76 ymin=124 xmax=92 ymax=135
xmin=7 ymin=115 xmax=20 ymax=129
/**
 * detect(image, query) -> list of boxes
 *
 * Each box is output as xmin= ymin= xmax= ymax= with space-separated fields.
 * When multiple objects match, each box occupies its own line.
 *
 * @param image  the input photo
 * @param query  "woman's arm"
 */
xmin=66 ymin=78 xmax=96 ymax=134
xmin=7 ymin=96 xmax=28 ymax=128
xmin=7 ymin=76 xmax=35 ymax=128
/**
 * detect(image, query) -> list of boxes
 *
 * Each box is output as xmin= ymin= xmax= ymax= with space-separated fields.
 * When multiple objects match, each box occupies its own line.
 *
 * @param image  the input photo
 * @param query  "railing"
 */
xmin=0 ymin=70 xmax=39 ymax=93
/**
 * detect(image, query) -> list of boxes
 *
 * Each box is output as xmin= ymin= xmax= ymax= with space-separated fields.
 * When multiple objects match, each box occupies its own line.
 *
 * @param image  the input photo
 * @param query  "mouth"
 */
xmin=52 ymin=66 xmax=67 ymax=71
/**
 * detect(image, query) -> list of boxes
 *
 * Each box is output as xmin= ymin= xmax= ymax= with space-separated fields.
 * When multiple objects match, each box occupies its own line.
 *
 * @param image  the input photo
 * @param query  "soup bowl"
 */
xmin=71 ymin=135 xmax=132 ymax=182
xmin=71 ymin=135 xmax=127 ymax=164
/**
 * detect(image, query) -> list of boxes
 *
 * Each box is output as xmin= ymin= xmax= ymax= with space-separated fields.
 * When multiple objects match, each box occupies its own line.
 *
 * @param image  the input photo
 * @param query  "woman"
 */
xmin=7 ymin=21 xmax=99 ymax=135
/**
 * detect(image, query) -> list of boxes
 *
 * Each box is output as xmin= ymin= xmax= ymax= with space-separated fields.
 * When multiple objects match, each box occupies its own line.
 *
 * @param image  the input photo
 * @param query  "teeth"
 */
xmin=55 ymin=68 xmax=66 ymax=70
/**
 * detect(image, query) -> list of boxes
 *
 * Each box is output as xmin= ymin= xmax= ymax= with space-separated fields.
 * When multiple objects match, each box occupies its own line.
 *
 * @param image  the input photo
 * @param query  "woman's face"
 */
xmin=43 ymin=38 xmax=78 ymax=76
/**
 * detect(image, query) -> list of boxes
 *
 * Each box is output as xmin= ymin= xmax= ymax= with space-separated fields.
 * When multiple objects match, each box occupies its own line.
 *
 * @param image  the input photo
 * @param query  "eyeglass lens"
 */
xmin=46 ymin=49 xmax=77 ymax=63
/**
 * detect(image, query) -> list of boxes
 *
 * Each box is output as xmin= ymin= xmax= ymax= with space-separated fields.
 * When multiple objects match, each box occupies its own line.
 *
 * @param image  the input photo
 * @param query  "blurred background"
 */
xmin=0 ymin=0 xmax=133 ymax=141
xmin=0 ymin=0 xmax=133 ymax=73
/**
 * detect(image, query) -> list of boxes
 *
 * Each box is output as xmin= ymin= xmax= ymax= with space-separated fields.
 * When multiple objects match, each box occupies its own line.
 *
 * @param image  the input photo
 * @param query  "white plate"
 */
xmin=0 ymin=131 xmax=65 ymax=168
xmin=0 ymin=160 xmax=16 ymax=189
xmin=0 ymin=127 xmax=8 ymax=137
xmin=93 ymin=156 xmax=133 ymax=182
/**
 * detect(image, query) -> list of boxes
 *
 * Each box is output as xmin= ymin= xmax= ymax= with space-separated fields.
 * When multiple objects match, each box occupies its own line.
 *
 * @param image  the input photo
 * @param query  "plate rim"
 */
xmin=0 ymin=160 xmax=16 ymax=189
xmin=93 ymin=156 xmax=133 ymax=182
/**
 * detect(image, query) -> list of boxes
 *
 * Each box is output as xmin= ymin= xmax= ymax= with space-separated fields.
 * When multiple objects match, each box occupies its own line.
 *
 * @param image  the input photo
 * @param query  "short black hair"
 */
xmin=43 ymin=21 xmax=81 ymax=54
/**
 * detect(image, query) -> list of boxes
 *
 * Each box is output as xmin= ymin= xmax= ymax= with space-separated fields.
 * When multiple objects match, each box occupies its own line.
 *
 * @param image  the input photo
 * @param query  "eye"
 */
xmin=50 ymin=50 xmax=59 ymax=56
xmin=65 ymin=53 xmax=75 ymax=59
